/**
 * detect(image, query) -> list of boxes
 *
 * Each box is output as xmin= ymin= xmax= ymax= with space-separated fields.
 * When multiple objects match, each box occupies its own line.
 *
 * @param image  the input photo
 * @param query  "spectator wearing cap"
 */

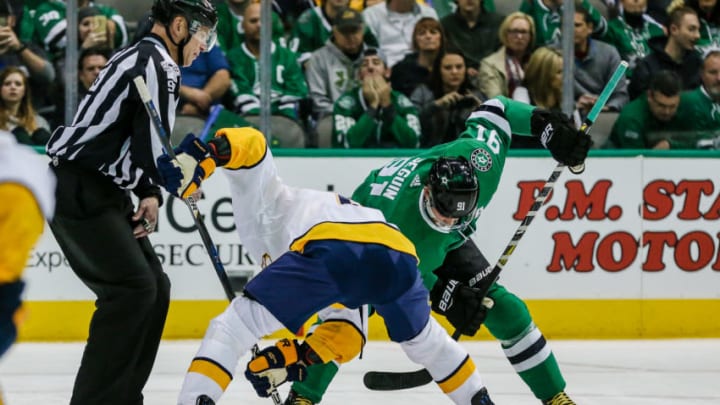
xmin=362 ymin=0 xmax=438 ymax=67
xmin=291 ymin=0 xmax=378 ymax=66
xmin=306 ymin=7 xmax=375 ymax=146
xmin=332 ymin=47 xmax=421 ymax=148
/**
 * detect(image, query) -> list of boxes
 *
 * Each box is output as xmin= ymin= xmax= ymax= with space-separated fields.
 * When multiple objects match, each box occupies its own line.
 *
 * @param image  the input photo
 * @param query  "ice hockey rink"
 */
xmin=1 ymin=339 xmax=718 ymax=405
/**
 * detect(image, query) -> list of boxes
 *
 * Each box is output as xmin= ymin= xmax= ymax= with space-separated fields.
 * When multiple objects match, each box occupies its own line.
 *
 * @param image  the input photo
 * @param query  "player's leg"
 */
xmin=179 ymin=246 xmax=349 ymax=404
xmin=375 ymin=276 xmax=493 ymax=405
xmin=441 ymin=240 xmax=573 ymax=403
xmin=483 ymin=283 xmax=572 ymax=404
xmin=178 ymin=295 xmax=285 ymax=404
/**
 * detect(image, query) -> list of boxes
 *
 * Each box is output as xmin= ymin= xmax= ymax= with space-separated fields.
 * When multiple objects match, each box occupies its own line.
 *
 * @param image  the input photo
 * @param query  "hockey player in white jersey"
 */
xmin=170 ymin=127 xmax=494 ymax=405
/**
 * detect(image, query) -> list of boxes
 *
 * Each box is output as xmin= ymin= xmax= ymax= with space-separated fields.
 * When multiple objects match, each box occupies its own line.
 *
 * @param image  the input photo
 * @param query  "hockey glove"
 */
xmin=207 ymin=127 xmax=267 ymax=170
xmin=244 ymin=339 xmax=319 ymax=398
xmin=531 ymin=109 xmax=592 ymax=168
xmin=156 ymin=134 xmax=216 ymax=199
xmin=430 ymin=278 xmax=494 ymax=336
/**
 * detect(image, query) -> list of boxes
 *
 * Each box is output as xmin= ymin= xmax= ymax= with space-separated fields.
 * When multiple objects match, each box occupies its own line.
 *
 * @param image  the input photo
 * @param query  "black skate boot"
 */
xmin=471 ymin=387 xmax=494 ymax=405
xmin=285 ymin=389 xmax=315 ymax=405
xmin=195 ymin=395 xmax=215 ymax=405
xmin=543 ymin=391 xmax=576 ymax=405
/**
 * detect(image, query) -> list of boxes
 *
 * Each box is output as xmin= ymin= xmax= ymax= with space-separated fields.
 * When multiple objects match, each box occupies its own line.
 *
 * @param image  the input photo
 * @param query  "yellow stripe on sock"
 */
xmin=437 ymin=356 xmax=476 ymax=394
xmin=188 ymin=357 xmax=233 ymax=390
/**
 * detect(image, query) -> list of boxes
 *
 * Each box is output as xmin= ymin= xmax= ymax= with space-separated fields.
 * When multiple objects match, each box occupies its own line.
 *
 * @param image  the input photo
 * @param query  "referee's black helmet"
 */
xmin=152 ymin=0 xmax=218 ymax=30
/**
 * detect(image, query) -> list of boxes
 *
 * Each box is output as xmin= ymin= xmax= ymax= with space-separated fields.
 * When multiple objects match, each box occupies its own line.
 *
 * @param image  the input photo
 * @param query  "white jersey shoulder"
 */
xmin=221 ymin=148 xmax=387 ymax=262
xmin=0 ymin=132 xmax=56 ymax=219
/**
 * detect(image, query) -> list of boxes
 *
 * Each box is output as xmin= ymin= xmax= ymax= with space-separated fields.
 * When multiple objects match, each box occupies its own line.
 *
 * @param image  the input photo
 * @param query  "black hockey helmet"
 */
xmin=151 ymin=0 xmax=218 ymax=48
xmin=428 ymin=157 xmax=479 ymax=219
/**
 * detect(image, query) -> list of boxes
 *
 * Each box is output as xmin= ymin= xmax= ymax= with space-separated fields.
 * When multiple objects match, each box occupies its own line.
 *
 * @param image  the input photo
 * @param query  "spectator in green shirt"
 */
xmin=602 ymin=0 xmax=666 ymax=76
xmin=671 ymin=48 xmax=720 ymax=148
xmin=609 ymin=70 xmax=684 ymax=148
xmin=332 ymin=47 xmax=421 ymax=148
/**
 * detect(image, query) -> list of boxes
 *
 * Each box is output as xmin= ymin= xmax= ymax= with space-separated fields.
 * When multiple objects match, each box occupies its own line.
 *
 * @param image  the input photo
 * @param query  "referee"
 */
xmin=45 ymin=1 xmax=217 ymax=404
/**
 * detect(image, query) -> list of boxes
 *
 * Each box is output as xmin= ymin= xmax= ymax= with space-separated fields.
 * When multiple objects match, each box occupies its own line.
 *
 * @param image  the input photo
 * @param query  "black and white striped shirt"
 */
xmin=47 ymin=34 xmax=179 ymax=191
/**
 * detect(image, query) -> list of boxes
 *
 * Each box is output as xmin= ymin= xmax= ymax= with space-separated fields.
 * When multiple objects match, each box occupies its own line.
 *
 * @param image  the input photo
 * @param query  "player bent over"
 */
xmin=159 ymin=127 xmax=494 ymax=405
xmin=287 ymin=97 xmax=591 ymax=405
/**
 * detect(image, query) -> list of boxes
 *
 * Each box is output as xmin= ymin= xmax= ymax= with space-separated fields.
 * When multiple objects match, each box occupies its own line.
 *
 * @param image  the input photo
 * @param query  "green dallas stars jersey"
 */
xmin=602 ymin=15 xmax=665 ymax=75
xmin=32 ymin=0 xmax=127 ymax=61
xmin=670 ymin=86 xmax=720 ymax=149
xmin=520 ymin=0 xmax=607 ymax=47
xmin=227 ymin=43 xmax=308 ymax=120
xmin=215 ymin=1 xmax=285 ymax=53
xmin=697 ymin=19 xmax=720 ymax=55
xmin=351 ymin=96 xmax=536 ymax=289
xmin=332 ymin=87 xmax=421 ymax=148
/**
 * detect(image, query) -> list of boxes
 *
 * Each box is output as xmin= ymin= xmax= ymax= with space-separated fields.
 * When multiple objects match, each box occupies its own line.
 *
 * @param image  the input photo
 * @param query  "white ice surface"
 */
xmin=1 ymin=339 xmax=718 ymax=404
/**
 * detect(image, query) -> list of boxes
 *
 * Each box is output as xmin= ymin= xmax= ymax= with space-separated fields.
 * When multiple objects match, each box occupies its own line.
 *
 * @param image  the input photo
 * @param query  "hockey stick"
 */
xmin=363 ymin=61 xmax=629 ymax=391
xmin=133 ymin=77 xmax=283 ymax=405
xmin=200 ymin=104 xmax=223 ymax=142
xmin=133 ymin=76 xmax=236 ymax=302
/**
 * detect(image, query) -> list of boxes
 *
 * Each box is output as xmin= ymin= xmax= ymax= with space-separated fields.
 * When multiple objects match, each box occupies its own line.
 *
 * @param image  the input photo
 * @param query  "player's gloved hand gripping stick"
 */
xmin=133 ymin=76 xmax=283 ymax=405
xmin=363 ymin=61 xmax=629 ymax=391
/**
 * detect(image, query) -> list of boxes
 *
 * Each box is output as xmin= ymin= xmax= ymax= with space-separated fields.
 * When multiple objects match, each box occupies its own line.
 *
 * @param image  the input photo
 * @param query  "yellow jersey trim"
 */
xmin=188 ymin=357 xmax=233 ymax=390
xmin=437 ymin=355 xmax=476 ymax=393
xmin=289 ymin=222 xmax=418 ymax=260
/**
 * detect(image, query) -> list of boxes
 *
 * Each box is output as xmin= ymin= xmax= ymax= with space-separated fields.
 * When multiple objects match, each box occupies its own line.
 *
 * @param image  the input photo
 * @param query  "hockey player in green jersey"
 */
xmin=286 ymin=96 xmax=591 ymax=405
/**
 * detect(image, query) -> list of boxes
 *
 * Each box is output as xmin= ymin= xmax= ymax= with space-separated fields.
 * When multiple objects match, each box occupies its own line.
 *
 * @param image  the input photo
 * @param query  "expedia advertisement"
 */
xmin=21 ymin=155 xmax=720 ymax=339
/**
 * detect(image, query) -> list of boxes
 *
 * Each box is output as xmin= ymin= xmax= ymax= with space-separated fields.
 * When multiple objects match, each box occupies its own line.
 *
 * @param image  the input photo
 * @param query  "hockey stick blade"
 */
xmin=363 ymin=369 xmax=432 ymax=391
xmin=362 ymin=61 xmax=629 ymax=392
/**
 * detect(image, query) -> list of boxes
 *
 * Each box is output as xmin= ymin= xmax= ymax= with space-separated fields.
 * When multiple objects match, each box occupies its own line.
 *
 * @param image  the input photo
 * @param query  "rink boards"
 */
xmin=19 ymin=152 xmax=720 ymax=341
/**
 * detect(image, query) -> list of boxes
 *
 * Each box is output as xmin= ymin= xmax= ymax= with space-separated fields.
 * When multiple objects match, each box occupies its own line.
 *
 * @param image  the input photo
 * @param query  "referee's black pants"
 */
xmin=49 ymin=163 xmax=170 ymax=405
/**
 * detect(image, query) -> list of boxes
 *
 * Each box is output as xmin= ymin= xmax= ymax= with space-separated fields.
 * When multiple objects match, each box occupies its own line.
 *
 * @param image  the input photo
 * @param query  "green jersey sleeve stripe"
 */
xmin=467 ymin=102 xmax=510 ymax=136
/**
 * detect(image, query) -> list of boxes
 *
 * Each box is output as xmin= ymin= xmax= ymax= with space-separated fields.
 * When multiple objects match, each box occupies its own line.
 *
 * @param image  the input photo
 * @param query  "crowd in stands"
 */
xmin=3 ymin=0 xmax=720 ymax=149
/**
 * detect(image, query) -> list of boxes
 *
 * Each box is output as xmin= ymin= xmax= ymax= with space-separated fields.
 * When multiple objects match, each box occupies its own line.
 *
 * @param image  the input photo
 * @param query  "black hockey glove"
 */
xmin=430 ymin=278 xmax=493 ymax=336
xmin=531 ymin=109 xmax=592 ymax=168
